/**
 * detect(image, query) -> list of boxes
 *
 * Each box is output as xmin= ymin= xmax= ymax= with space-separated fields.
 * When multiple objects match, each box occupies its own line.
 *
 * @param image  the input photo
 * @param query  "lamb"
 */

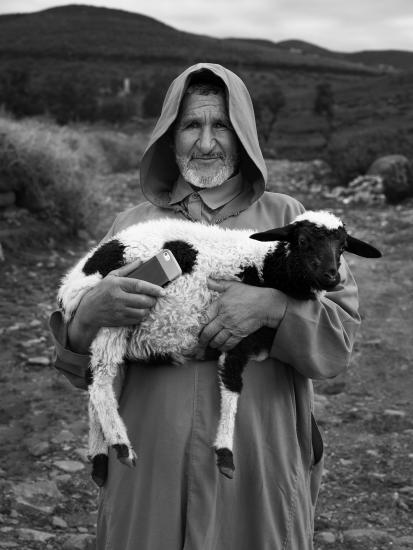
xmin=58 ymin=210 xmax=381 ymax=485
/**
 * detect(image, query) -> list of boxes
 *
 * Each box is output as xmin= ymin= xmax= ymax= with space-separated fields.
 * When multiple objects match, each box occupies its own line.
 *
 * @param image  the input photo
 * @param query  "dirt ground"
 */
xmin=0 ymin=172 xmax=412 ymax=549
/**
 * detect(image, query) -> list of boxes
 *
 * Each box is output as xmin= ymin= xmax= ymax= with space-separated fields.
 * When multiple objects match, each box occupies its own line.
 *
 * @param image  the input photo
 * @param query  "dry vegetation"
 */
xmin=0 ymin=116 xmax=150 ymax=242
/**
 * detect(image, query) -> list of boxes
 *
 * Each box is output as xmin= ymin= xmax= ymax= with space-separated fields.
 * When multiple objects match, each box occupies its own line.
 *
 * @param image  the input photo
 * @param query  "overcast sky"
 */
xmin=1 ymin=0 xmax=413 ymax=52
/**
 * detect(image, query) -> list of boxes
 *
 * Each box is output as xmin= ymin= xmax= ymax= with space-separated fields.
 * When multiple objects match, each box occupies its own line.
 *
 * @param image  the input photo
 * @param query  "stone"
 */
xmin=17 ymin=528 xmax=55 ymax=542
xmin=368 ymin=154 xmax=413 ymax=203
xmin=53 ymin=473 xmax=72 ymax=484
xmin=21 ymin=337 xmax=46 ymax=348
xmin=343 ymin=528 xmax=394 ymax=545
xmin=26 ymin=440 xmax=50 ymax=457
xmin=62 ymin=533 xmax=95 ymax=550
xmin=27 ymin=356 xmax=50 ymax=366
xmin=396 ymin=535 xmax=413 ymax=546
xmin=15 ymin=496 xmax=56 ymax=516
xmin=52 ymin=515 xmax=68 ymax=528
xmin=315 ymin=531 xmax=336 ymax=544
xmin=54 ymin=460 xmax=85 ymax=473
xmin=12 ymin=479 xmax=62 ymax=501
xmin=12 ymin=479 xmax=63 ymax=516
xmin=75 ymin=447 xmax=89 ymax=462
xmin=66 ymin=419 xmax=87 ymax=436
xmin=52 ymin=429 xmax=75 ymax=444
xmin=383 ymin=408 xmax=406 ymax=418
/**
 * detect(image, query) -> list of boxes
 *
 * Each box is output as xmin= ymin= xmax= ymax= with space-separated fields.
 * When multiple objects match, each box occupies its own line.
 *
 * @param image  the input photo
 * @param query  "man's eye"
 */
xmin=215 ymin=121 xmax=232 ymax=129
xmin=185 ymin=121 xmax=199 ymax=129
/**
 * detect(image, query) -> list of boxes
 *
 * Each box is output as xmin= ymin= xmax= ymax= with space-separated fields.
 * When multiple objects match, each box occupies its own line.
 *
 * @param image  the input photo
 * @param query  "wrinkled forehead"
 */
xmin=177 ymin=91 xmax=229 ymax=122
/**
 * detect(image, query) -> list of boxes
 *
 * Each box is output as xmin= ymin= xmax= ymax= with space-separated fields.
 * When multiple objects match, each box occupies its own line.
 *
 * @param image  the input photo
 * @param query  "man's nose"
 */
xmin=198 ymin=126 xmax=215 ymax=153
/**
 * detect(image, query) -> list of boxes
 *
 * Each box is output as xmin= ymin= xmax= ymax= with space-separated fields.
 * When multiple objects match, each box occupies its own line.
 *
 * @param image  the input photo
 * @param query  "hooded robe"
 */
xmin=49 ymin=63 xmax=360 ymax=550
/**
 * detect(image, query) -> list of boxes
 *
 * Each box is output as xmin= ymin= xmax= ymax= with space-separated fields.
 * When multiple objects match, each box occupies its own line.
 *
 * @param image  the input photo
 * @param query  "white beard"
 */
xmin=176 ymin=156 xmax=239 ymax=189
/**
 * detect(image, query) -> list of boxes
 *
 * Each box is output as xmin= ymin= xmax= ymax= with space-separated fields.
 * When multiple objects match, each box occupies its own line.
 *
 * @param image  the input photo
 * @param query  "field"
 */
xmin=0 ymin=163 xmax=412 ymax=549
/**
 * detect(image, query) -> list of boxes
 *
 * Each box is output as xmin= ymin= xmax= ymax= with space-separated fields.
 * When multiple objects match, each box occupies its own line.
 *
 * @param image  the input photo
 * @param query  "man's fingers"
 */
xmin=123 ymin=293 xmax=158 ymax=310
xmin=124 ymin=307 xmax=151 ymax=324
xmin=207 ymin=278 xmax=234 ymax=293
xmin=120 ymin=277 xmax=165 ymax=298
xmin=208 ymin=329 xmax=232 ymax=349
xmin=199 ymin=317 xmax=223 ymax=347
xmin=219 ymin=336 xmax=242 ymax=352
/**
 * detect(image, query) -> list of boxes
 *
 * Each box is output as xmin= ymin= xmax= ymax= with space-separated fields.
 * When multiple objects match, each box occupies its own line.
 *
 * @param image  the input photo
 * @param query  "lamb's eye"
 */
xmin=298 ymin=236 xmax=307 ymax=247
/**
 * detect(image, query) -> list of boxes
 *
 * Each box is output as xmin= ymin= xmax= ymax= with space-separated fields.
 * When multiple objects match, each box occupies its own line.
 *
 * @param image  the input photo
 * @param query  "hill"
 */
xmin=0 ymin=4 xmax=387 ymax=75
xmin=275 ymin=39 xmax=413 ymax=71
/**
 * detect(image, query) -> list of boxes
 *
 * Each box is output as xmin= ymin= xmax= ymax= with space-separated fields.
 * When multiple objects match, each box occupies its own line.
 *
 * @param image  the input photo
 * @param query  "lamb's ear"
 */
xmin=345 ymin=235 xmax=382 ymax=258
xmin=249 ymin=225 xmax=294 ymax=242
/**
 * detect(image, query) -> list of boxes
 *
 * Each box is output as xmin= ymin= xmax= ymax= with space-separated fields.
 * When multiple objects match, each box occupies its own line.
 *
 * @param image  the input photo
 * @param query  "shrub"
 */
xmin=0 ymin=117 xmax=102 ymax=235
xmin=92 ymin=131 xmax=141 ymax=173
xmin=98 ymin=96 xmax=138 ymax=124
xmin=326 ymin=126 xmax=413 ymax=185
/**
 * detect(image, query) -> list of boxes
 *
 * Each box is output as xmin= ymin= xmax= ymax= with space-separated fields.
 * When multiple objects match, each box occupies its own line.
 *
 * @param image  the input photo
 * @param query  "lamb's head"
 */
xmin=250 ymin=210 xmax=382 ymax=294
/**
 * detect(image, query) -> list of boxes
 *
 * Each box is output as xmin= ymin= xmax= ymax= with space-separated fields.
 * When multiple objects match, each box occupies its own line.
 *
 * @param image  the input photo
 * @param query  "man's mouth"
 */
xmin=191 ymin=155 xmax=223 ymax=161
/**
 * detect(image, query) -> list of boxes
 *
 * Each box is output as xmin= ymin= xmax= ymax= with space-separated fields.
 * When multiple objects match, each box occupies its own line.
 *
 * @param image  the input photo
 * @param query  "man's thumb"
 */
xmin=207 ymin=278 xmax=232 ymax=293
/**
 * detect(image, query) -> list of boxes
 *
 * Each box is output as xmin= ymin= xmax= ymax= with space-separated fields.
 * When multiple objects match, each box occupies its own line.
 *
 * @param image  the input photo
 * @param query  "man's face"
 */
xmin=174 ymin=92 xmax=239 ymax=189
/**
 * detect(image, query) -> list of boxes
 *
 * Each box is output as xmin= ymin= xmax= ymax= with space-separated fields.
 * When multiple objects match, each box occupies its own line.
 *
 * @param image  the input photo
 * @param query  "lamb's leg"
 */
xmin=214 ymin=346 xmax=247 ymax=479
xmin=89 ymin=329 xmax=137 ymax=469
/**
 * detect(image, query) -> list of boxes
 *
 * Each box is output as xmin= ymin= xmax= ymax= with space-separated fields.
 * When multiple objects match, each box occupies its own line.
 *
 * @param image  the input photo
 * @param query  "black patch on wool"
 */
xmin=218 ymin=345 xmax=248 ymax=394
xmin=235 ymin=264 xmax=262 ymax=286
xmin=83 ymin=240 xmax=126 ymax=277
xmin=91 ymin=454 xmax=108 ymax=487
xmin=215 ymin=447 xmax=235 ymax=477
xmin=204 ymin=347 xmax=221 ymax=361
xmin=113 ymin=443 xmax=129 ymax=459
xmin=162 ymin=240 xmax=198 ymax=274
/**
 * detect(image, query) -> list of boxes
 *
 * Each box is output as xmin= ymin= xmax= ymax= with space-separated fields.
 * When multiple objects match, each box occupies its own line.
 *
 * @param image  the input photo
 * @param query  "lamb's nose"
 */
xmin=323 ymin=269 xmax=338 ymax=282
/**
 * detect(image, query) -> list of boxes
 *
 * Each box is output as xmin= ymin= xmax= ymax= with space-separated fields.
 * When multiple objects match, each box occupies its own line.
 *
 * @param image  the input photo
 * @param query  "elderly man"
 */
xmin=50 ymin=63 xmax=360 ymax=550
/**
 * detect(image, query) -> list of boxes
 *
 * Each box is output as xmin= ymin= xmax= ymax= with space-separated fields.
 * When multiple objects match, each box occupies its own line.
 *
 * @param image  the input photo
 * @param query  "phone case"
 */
xmin=127 ymin=250 xmax=182 ymax=287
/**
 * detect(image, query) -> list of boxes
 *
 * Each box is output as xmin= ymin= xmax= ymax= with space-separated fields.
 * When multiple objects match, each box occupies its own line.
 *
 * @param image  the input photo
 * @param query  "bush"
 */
xmin=98 ymin=96 xmax=138 ymax=124
xmin=0 ymin=117 xmax=102 ymax=235
xmin=326 ymin=126 xmax=413 ymax=185
xmin=92 ymin=131 xmax=141 ymax=173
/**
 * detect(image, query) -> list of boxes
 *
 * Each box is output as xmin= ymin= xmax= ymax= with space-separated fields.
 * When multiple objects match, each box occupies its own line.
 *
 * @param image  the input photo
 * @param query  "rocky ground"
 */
xmin=0 ymin=168 xmax=412 ymax=549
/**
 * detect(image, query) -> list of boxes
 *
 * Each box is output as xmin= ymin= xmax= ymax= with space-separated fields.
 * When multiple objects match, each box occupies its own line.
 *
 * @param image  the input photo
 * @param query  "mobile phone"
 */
xmin=127 ymin=249 xmax=182 ymax=287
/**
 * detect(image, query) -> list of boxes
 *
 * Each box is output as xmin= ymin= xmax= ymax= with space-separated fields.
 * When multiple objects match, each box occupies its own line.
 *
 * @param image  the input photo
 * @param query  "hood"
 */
xmin=140 ymin=63 xmax=267 ymax=210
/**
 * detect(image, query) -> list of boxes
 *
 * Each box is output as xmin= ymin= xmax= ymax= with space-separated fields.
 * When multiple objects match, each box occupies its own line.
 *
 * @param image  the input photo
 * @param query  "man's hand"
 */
xmin=67 ymin=259 xmax=165 ymax=354
xmin=198 ymin=279 xmax=288 ymax=352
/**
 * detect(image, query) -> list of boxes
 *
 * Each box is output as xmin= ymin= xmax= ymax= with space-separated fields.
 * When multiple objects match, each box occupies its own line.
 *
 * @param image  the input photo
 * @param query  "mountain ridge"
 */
xmin=0 ymin=4 xmax=403 ymax=75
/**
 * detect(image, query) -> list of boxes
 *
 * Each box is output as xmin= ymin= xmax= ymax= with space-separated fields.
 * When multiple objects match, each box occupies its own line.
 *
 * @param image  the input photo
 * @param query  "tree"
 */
xmin=141 ymin=72 xmax=177 ymax=118
xmin=0 ymin=67 xmax=41 ymax=117
xmin=42 ymin=72 xmax=98 ymax=124
xmin=252 ymin=85 xmax=286 ymax=146
xmin=314 ymin=82 xmax=335 ymax=144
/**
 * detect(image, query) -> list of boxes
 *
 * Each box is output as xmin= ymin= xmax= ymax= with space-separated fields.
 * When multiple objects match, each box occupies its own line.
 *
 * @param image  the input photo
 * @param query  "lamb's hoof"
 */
xmin=113 ymin=444 xmax=137 ymax=468
xmin=91 ymin=454 xmax=108 ymax=487
xmin=216 ymin=448 xmax=235 ymax=479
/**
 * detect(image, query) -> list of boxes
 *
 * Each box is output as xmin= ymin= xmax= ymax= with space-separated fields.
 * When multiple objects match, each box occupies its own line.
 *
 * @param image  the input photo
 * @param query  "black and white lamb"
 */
xmin=58 ymin=210 xmax=381 ymax=485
